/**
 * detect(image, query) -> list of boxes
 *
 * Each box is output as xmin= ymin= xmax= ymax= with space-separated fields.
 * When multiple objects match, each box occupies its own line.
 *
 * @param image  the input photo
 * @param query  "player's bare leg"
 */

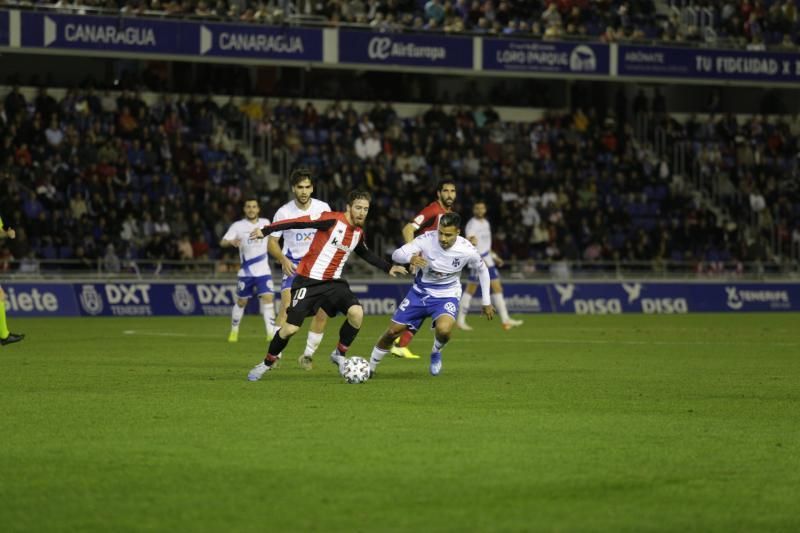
xmin=491 ymin=280 xmax=523 ymax=330
xmin=370 ymin=322 xmax=408 ymax=373
xmin=276 ymin=288 xmax=292 ymax=329
xmin=228 ymin=297 xmax=248 ymax=343
xmin=330 ymin=305 xmax=364 ymax=372
xmin=457 ymin=283 xmax=478 ymax=331
xmin=430 ymin=314 xmax=455 ymax=376
xmin=259 ymin=293 xmax=276 ymax=341
xmin=298 ymin=309 xmax=328 ymax=370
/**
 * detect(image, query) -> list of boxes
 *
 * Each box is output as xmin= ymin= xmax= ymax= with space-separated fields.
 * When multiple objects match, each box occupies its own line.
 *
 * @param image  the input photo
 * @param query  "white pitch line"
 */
xmin=122 ymin=330 xmax=192 ymax=337
xmin=464 ymin=338 xmax=799 ymax=347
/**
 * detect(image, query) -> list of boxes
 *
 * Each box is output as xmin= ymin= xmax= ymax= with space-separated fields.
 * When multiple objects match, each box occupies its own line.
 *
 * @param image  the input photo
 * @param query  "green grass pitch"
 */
xmin=1 ymin=313 xmax=799 ymax=532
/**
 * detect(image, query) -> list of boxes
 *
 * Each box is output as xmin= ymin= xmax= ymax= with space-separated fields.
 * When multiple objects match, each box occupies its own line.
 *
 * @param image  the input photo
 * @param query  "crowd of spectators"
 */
xmin=685 ymin=111 xmax=800 ymax=262
xmin=11 ymin=0 xmax=800 ymax=49
xmin=4 ymin=84 xmax=796 ymax=277
xmin=0 ymin=85 xmax=263 ymax=273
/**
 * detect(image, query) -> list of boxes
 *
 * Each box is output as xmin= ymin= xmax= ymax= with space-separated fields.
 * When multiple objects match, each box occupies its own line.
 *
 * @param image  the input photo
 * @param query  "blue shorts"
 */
xmin=468 ymin=266 xmax=500 ymax=283
xmin=391 ymin=289 xmax=459 ymax=332
xmin=236 ymin=275 xmax=273 ymax=299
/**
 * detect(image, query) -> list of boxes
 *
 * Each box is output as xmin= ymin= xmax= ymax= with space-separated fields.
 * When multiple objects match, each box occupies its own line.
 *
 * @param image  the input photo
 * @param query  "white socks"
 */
xmin=492 ymin=293 xmax=511 ymax=323
xmin=369 ymin=346 xmax=390 ymax=371
xmin=304 ymin=331 xmax=324 ymax=358
xmin=261 ymin=302 xmax=275 ymax=337
xmin=231 ymin=304 xmax=245 ymax=330
xmin=457 ymin=292 xmax=472 ymax=324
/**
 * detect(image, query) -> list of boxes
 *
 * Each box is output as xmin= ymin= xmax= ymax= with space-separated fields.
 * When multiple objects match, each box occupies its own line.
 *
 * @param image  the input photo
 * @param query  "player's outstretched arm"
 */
xmin=391 ymin=239 xmax=424 ymax=265
xmin=220 ymin=237 xmax=241 ymax=248
xmin=250 ymin=216 xmax=335 ymax=240
xmin=354 ymin=241 xmax=406 ymax=276
xmin=482 ymin=304 xmax=496 ymax=321
xmin=388 ymin=265 xmax=408 ymax=277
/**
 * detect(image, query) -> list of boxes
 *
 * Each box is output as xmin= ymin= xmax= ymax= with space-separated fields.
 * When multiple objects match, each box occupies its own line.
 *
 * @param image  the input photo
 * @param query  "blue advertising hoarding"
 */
xmin=619 ymin=44 xmax=800 ymax=83
xmin=2 ymin=283 xmax=81 ymax=317
xmin=483 ymin=39 xmax=609 ymax=76
xmin=4 ymin=281 xmax=797 ymax=317
xmin=198 ymin=23 xmax=322 ymax=61
xmin=339 ymin=30 xmax=473 ymax=69
xmin=0 ymin=10 xmax=9 ymax=46
xmin=20 ymin=11 xmax=199 ymax=55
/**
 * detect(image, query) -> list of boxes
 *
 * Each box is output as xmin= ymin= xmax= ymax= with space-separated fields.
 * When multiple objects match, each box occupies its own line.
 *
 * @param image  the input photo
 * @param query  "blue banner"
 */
xmin=339 ymin=30 xmax=472 ymax=69
xmin=547 ymin=282 xmax=800 ymax=313
xmin=2 ymin=283 xmax=80 ymax=317
xmin=199 ymin=23 xmax=322 ymax=61
xmin=0 ymin=10 xmax=8 ymax=46
xmin=483 ymin=39 xmax=609 ymax=75
xmin=20 ymin=11 xmax=198 ymax=55
xmin=73 ymin=282 xmax=262 ymax=317
xmin=619 ymin=44 xmax=800 ymax=83
xmin=3 ymin=281 xmax=799 ymax=317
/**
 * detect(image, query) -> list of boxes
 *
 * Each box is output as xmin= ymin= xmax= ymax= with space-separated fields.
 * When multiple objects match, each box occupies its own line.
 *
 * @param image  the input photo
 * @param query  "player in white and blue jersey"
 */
xmin=221 ymin=198 xmax=275 ymax=342
xmin=369 ymin=212 xmax=495 ymax=376
xmin=267 ymin=168 xmax=331 ymax=370
xmin=457 ymin=200 xmax=523 ymax=331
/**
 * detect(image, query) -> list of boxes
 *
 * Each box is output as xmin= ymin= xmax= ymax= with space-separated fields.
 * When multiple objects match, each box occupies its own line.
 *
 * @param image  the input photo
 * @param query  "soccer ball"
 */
xmin=341 ymin=356 xmax=371 ymax=384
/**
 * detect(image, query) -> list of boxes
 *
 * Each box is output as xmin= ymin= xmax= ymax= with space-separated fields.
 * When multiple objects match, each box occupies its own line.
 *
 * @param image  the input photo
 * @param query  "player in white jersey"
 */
xmin=267 ymin=168 xmax=331 ymax=370
xmin=457 ymin=200 xmax=524 ymax=331
xmin=369 ymin=213 xmax=495 ymax=376
xmin=220 ymin=198 xmax=275 ymax=342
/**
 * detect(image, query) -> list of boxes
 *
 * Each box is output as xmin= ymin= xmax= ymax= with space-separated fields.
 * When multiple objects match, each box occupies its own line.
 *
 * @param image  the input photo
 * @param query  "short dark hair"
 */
xmin=348 ymin=189 xmax=372 ymax=205
xmin=437 ymin=178 xmax=457 ymax=192
xmin=290 ymin=167 xmax=313 ymax=187
xmin=439 ymin=212 xmax=461 ymax=228
xmin=243 ymin=196 xmax=259 ymax=205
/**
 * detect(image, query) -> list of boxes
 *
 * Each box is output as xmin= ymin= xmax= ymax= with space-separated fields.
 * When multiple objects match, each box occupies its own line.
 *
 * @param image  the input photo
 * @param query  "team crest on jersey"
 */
xmin=237 ymin=281 xmax=246 ymax=292
xmin=172 ymin=284 xmax=196 ymax=315
xmin=79 ymin=285 xmax=103 ymax=315
xmin=452 ymin=258 xmax=461 ymax=267
xmin=444 ymin=302 xmax=457 ymax=315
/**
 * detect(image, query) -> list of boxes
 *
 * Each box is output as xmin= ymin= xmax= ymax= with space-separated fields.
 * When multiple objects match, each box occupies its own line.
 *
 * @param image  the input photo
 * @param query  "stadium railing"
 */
xmin=4 ymin=1 xmax=783 ymax=51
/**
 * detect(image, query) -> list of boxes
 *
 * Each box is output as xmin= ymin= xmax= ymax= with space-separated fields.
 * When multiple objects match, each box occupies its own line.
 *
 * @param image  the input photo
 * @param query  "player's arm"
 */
xmin=220 ymin=236 xmax=240 ymax=248
xmin=465 ymin=220 xmax=478 ymax=246
xmin=391 ymin=238 xmax=427 ymax=269
xmin=267 ymin=236 xmax=295 ymax=276
xmin=401 ymin=222 xmax=416 ymax=244
xmin=250 ymin=215 xmax=336 ymax=239
xmin=354 ymin=241 xmax=407 ymax=277
xmin=470 ymin=254 xmax=495 ymax=320
xmin=490 ymin=251 xmax=504 ymax=268
xmin=402 ymin=206 xmax=432 ymax=243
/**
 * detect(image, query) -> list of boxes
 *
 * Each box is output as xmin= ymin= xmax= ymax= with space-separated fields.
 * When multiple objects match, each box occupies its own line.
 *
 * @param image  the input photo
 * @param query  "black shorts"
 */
xmin=285 ymin=276 xmax=360 ymax=327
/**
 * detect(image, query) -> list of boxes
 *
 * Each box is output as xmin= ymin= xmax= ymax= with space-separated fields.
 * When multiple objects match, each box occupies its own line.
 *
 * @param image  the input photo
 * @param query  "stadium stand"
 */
xmin=3 ymin=84 xmax=797 ymax=277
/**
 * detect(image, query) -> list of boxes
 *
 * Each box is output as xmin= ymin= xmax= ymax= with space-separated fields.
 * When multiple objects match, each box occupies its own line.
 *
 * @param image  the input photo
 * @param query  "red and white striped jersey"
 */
xmin=410 ymin=200 xmax=451 ymax=237
xmin=262 ymin=211 xmax=391 ymax=281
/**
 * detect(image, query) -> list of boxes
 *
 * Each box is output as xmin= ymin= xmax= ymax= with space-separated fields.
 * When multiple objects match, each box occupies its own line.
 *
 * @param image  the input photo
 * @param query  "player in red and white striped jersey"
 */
xmin=246 ymin=190 xmax=408 ymax=381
